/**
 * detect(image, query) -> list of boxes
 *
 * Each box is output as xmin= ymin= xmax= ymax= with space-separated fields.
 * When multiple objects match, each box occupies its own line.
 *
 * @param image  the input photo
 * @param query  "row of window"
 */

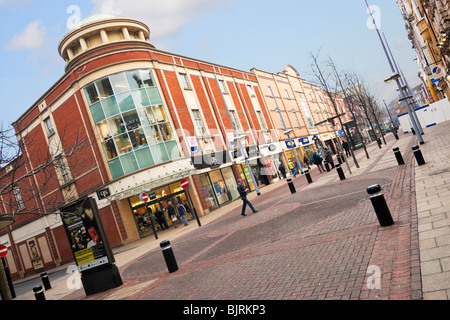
xmin=84 ymin=69 xmax=180 ymax=179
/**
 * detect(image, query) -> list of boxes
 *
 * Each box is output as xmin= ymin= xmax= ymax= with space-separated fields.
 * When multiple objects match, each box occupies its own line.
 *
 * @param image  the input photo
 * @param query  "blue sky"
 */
xmin=0 ymin=0 xmax=420 ymax=128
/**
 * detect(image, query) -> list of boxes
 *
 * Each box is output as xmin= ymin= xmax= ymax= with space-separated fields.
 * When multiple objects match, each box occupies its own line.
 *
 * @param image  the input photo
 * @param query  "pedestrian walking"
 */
xmin=237 ymin=179 xmax=258 ymax=216
xmin=176 ymin=202 xmax=189 ymax=226
xmin=288 ymin=159 xmax=296 ymax=177
xmin=279 ymin=162 xmax=286 ymax=179
xmin=155 ymin=209 xmax=169 ymax=230
xmin=324 ymin=148 xmax=334 ymax=168
xmin=303 ymin=156 xmax=311 ymax=170
xmin=167 ymin=201 xmax=177 ymax=228
xmin=342 ymin=140 xmax=350 ymax=157
xmin=312 ymin=152 xmax=325 ymax=173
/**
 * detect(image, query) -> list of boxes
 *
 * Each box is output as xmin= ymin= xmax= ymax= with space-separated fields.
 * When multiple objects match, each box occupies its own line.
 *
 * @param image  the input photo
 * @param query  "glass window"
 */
xmin=135 ymin=147 xmax=154 ymax=168
xmin=102 ymin=137 xmax=118 ymax=160
xmin=192 ymin=110 xmax=206 ymax=135
xmin=126 ymin=70 xmax=143 ymax=90
xmin=147 ymin=88 xmax=162 ymax=105
xmin=110 ymin=73 xmax=129 ymax=94
xmin=44 ymin=117 xmax=55 ymax=136
xmin=153 ymin=105 xmax=166 ymax=122
xmin=85 ymin=84 xmax=99 ymax=105
xmin=13 ymin=184 xmax=25 ymax=209
xmin=179 ymin=73 xmax=191 ymax=89
xmin=141 ymin=70 xmax=155 ymax=87
xmin=108 ymin=158 xmax=124 ymax=179
xmin=150 ymin=143 xmax=169 ymax=163
xmin=102 ymin=96 xmax=120 ymax=118
xmin=137 ymin=107 xmax=156 ymax=126
xmin=96 ymin=78 xmax=114 ymax=98
xmin=107 ymin=114 xmax=126 ymax=136
xmin=247 ymin=84 xmax=256 ymax=97
xmin=55 ymin=157 xmax=70 ymax=184
xmin=90 ymin=101 xmax=105 ymax=123
xmin=218 ymin=79 xmax=228 ymax=94
xmin=256 ymin=111 xmax=267 ymax=130
xmin=165 ymin=141 xmax=180 ymax=159
xmin=129 ymin=128 xmax=147 ymax=149
xmin=144 ymin=125 xmax=163 ymax=145
xmin=96 ymin=120 xmax=110 ymax=139
xmin=122 ymin=110 xmax=141 ymax=131
xmin=120 ymin=153 xmax=139 ymax=174
xmin=229 ymin=110 xmax=241 ymax=132
xmin=114 ymin=133 xmax=132 ymax=155
xmin=116 ymin=93 xmax=135 ymax=113
xmin=132 ymin=89 xmax=150 ymax=108
xmin=199 ymin=174 xmax=218 ymax=210
xmin=159 ymin=123 xmax=172 ymax=141
xmin=301 ymin=101 xmax=314 ymax=128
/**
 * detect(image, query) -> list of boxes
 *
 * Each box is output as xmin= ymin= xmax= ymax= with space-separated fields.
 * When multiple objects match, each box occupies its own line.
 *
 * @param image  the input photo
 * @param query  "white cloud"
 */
xmin=5 ymin=20 xmax=47 ymax=51
xmin=90 ymin=0 xmax=229 ymax=39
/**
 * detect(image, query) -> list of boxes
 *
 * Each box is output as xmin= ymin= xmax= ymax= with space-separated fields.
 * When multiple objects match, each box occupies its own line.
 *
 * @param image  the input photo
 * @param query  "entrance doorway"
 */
xmin=130 ymin=190 xmax=195 ymax=238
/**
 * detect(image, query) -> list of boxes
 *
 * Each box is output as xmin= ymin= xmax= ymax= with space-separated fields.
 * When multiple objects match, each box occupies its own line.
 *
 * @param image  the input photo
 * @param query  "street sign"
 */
xmin=0 ymin=245 xmax=8 ymax=258
xmin=338 ymin=130 xmax=345 ymax=136
xmin=139 ymin=192 xmax=149 ymax=202
xmin=180 ymin=178 xmax=190 ymax=190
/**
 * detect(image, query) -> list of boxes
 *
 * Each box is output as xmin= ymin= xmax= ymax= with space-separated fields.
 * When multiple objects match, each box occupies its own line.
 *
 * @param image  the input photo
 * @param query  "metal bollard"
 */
xmin=337 ymin=153 xmax=343 ymax=164
xmin=393 ymin=147 xmax=405 ymax=165
xmin=33 ymin=285 xmax=46 ymax=300
xmin=324 ymin=161 xmax=331 ymax=172
xmin=340 ymin=152 xmax=346 ymax=163
xmin=40 ymin=272 xmax=52 ymax=290
xmin=160 ymin=240 xmax=178 ymax=273
xmin=412 ymin=145 xmax=425 ymax=166
xmin=305 ymin=170 xmax=313 ymax=184
xmin=336 ymin=164 xmax=346 ymax=180
xmin=367 ymin=185 xmax=394 ymax=227
xmin=287 ymin=178 xmax=296 ymax=194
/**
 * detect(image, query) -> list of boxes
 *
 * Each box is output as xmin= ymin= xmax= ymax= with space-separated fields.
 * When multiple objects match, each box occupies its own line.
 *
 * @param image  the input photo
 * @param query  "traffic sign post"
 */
xmin=180 ymin=178 xmax=190 ymax=190
xmin=139 ymin=192 xmax=149 ymax=202
xmin=0 ymin=245 xmax=7 ymax=258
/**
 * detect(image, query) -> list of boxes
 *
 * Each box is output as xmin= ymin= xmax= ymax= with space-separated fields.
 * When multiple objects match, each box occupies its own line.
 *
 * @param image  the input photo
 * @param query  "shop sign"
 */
xmin=96 ymin=188 xmax=111 ymax=200
xmin=60 ymin=198 xmax=115 ymax=272
xmin=187 ymin=136 xmax=200 ymax=155
xmin=285 ymin=140 xmax=296 ymax=148
xmin=298 ymin=137 xmax=310 ymax=145
xmin=191 ymin=151 xmax=234 ymax=170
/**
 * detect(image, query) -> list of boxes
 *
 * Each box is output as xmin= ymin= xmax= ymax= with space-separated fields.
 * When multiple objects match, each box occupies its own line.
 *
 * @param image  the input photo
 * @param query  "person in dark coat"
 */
xmin=167 ymin=201 xmax=177 ymax=228
xmin=237 ymin=179 xmax=258 ymax=216
xmin=155 ymin=209 xmax=169 ymax=230
xmin=342 ymin=140 xmax=350 ymax=157
xmin=312 ymin=152 xmax=325 ymax=173
xmin=278 ymin=162 xmax=286 ymax=179
xmin=324 ymin=148 xmax=334 ymax=168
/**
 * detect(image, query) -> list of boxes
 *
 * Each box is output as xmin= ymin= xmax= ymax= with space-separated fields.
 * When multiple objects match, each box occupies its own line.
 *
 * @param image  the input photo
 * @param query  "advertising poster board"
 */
xmin=60 ymin=198 xmax=115 ymax=272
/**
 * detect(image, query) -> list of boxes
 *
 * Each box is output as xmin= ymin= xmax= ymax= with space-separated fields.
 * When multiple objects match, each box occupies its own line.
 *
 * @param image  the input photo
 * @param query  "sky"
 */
xmin=0 ymin=0 xmax=421 ymax=128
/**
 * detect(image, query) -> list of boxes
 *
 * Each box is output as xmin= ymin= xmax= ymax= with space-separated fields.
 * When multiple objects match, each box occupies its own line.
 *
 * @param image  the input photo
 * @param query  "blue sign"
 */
xmin=285 ymin=140 xmax=296 ymax=148
xmin=298 ymin=137 xmax=310 ymax=145
xmin=312 ymin=135 xmax=319 ymax=141
xmin=337 ymin=130 xmax=345 ymax=137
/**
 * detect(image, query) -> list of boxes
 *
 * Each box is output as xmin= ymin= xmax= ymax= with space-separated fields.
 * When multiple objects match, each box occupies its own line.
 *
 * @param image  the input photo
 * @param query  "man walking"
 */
xmin=237 ymin=179 xmax=258 ymax=216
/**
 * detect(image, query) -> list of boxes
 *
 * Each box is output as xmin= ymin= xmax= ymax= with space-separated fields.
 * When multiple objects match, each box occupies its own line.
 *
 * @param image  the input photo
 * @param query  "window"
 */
xmin=218 ymin=79 xmax=228 ymax=94
xmin=284 ymin=89 xmax=290 ymax=99
xmin=55 ymin=157 xmax=70 ymax=184
xmin=229 ymin=110 xmax=241 ymax=132
xmin=179 ymin=73 xmax=191 ymax=89
xmin=247 ymin=84 xmax=256 ymax=97
xmin=293 ymin=112 xmax=301 ymax=128
xmin=192 ymin=110 xmax=207 ymax=136
xmin=301 ymin=101 xmax=314 ymax=128
xmin=13 ymin=184 xmax=25 ymax=209
xmin=44 ymin=117 xmax=55 ymax=136
xmin=85 ymin=69 xmax=180 ymax=179
xmin=256 ymin=111 xmax=267 ymax=130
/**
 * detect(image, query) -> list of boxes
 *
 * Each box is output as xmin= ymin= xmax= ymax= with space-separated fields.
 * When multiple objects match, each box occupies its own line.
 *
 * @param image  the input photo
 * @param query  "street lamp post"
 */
xmin=267 ymin=86 xmax=304 ymax=174
xmin=365 ymin=0 xmax=424 ymax=145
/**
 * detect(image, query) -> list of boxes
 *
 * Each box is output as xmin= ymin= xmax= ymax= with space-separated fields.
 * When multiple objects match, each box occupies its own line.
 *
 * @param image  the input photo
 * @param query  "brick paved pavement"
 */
xmin=16 ymin=121 xmax=450 ymax=302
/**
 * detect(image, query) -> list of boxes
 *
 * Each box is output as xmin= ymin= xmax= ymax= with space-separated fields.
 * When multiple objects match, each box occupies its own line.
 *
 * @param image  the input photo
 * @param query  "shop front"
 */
xmin=128 ymin=181 xmax=196 ymax=238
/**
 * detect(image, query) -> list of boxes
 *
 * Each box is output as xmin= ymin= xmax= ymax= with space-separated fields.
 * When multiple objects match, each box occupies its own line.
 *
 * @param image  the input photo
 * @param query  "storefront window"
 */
xmin=84 ymin=68 xmax=181 ymax=179
xmin=199 ymin=174 xmax=218 ymax=210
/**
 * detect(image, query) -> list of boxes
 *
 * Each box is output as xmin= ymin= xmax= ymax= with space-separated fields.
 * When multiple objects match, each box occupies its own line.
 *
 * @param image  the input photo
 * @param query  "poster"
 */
xmin=61 ymin=198 xmax=111 ymax=272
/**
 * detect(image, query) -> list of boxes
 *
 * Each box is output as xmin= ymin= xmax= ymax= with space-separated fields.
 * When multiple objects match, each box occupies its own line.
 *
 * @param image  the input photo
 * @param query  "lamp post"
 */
xmin=267 ymin=86 xmax=303 ymax=174
xmin=365 ymin=0 xmax=424 ymax=145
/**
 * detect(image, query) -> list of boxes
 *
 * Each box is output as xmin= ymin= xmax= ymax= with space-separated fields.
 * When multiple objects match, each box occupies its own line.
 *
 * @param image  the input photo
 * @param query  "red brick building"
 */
xmin=0 ymin=14 xmax=281 ymax=280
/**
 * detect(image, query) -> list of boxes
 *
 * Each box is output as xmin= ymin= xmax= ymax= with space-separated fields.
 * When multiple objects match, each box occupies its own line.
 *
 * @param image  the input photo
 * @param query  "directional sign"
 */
xmin=0 ymin=245 xmax=8 ymax=258
xmin=180 ymin=178 xmax=190 ymax=190
xmin=139 ymin=192 xmax=149 ymax=202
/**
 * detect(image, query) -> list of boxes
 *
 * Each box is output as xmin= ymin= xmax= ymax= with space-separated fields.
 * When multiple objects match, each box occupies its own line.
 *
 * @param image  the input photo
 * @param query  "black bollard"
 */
xmin=305 ymin=170 xmax=313 ymax=184
xmin=340 ymin=152 xmax=346 ymax=163
xmin=393 ymin=132 xmax=399 ymax=140
xmin=324 ymin=161 xmax=331 ymax=172
xmin=336 ymin=164 xmax=346 ymax=180
xmin=160 ymin=240 xmax=178 ymax=273
xmin=40 ymin=272 xmax=52 ymax=291
xmin=337 ymin=153 xmax=343 ymax=164
xmin=393 ymin=147 xmax=405 ymax=165
xmin=33 ymin=285 xmax=46 ymax=300
xmin=287 ymin=178 xmax=296 ymax=194
xmin=367 ymin=185 xmax=394 ymax=227
xmin=411 ymin=127 xmax=416 ymax=135
xmin=412 ymin=145 xmax=425 ymax=166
